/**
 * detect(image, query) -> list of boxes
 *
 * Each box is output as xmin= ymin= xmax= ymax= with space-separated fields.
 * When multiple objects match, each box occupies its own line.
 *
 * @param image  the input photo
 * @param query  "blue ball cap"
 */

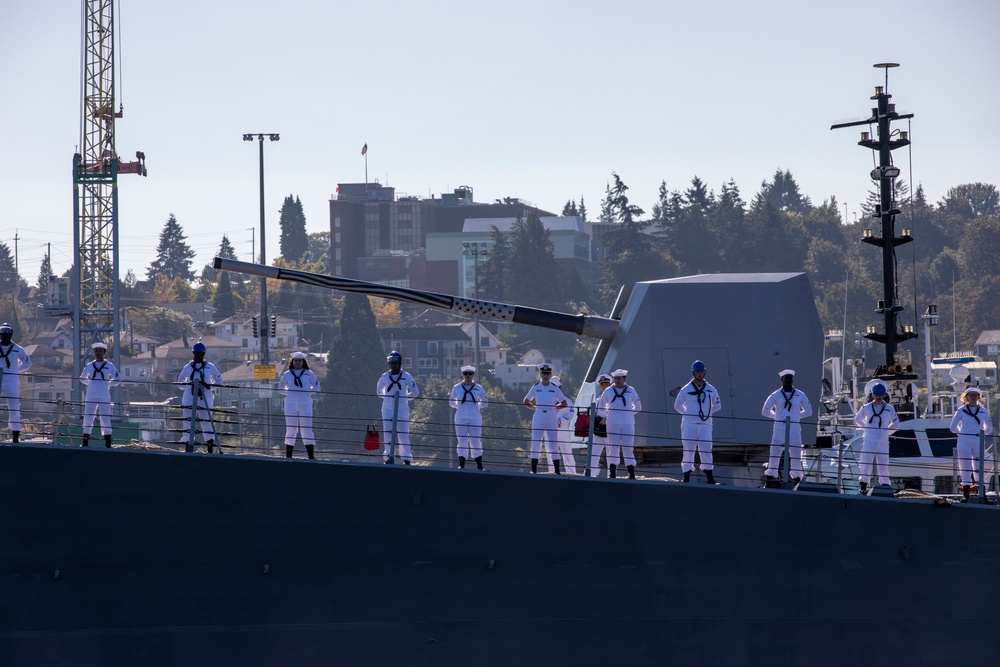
xmin=192 ymin=342 xmax=207 ymax=353
xmin=0 ymin=323 xmax=12 ymax=335
xmin=691 ymin=360 xmax=706 ymax=372
xmin=871 ymin=382 xmax=887 ymax=396
xmin=386 ymin=351 xmax=403 ymax=364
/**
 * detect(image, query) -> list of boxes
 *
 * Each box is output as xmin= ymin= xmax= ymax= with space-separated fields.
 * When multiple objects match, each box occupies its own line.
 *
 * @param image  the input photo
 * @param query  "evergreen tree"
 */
xmin=146 ymin=214 xmax=196 ymax=282
xmin=278 ymin=195 xmax=309 ymax=262
xmin=578 ymin=197 xmax=588 ymax=223
xmin=503 ymin=211 xmax=562 ymax=309
xmin=561 ymin=199 xmax=579 ymax=216
xmin=324 ymin=293 xmax=385 ymax=440
xmin=201 ymin=234 xmax=241 ymax=284
xmin=0 ymin=242 xmax=19 ymax=294
xmin=212 ymin=272 xmax=237 ymax=319
xmin=307 ymin=231 xmax=330 ymax=270
xmin=0 ymin=294 xmax=26 ymax=338
xmin=477 ymin=226 xmax=510 ymax=301
xmin=36 ymin=250 xmax=53 ymax=292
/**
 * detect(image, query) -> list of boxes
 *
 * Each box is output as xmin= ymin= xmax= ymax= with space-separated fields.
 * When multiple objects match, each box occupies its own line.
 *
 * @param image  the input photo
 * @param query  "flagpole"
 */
xmin=363 ymin=142 xmax=368 ymax=192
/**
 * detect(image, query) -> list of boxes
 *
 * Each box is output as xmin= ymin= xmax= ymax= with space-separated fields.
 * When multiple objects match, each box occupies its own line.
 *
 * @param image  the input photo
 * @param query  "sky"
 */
xmin=1 ymin=0 xmax=998 ymax=287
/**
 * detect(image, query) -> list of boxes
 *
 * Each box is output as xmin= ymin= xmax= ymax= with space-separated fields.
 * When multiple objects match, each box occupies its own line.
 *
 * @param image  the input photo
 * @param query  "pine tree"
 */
xmin=477 ymin=226 xmax=510 ymax=301
xmin=0 ymin=243 xmax=19 ymax=294
xmin=0 ymin=294 xmax=26 ymax=337
xmin=212 ymin=272 xmax=237 ymax=319
xmin=278 ymin=195 xmax=309 ymax=262
xmin=36 ymin=250 xmax=53 ymax=292
xmin=146 ymin=214 xmax=196 ymax=282
xmin=578 ymin=197 xmax=588 ymax=223
xmin=323 ymin=293 xmax=385 ymax=441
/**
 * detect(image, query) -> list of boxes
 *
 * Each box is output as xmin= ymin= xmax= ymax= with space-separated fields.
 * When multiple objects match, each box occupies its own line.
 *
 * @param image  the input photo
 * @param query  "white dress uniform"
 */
xmin=177 ymin=361 xmax=223 ymax=441
xmin=598 ymin=380 xmax=642 ymax=470
xmin=761 ymin=387 xmax=813 ymax=480
xmin=674 ymin=380 xmax=722 ymax=472
xmin=949 ymin=401 xmax=994 ymax=486
xmin=80 ymin=359 xmax=122 ymax=436
xmin=377 ymin=370 xmax=419 ymax=462
xmin=0 ymin=341 xmax=32 ymax=433
xmin=279 ymin=368 xmax=321 ymax=448
xmin=449 ymin=378 xmax=488 ymax=466
xmin=524 ymin=381 xmax=568 ymax=462
xmin=853 ymin=400 xmax=900 ymax=486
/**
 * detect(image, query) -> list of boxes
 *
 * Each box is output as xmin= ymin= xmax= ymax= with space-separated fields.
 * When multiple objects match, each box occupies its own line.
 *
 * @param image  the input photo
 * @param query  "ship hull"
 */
xmin=2 ymin=444 xmax=998 ymax=666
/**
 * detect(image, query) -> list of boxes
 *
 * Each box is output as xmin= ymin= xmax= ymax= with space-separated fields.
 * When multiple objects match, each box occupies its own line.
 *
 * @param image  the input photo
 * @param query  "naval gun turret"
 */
xmin=216 ymin=257 xmax=822 ymax=454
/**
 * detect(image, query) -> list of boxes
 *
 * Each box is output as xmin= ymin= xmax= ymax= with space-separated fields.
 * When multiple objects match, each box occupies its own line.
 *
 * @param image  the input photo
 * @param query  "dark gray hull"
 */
xmin=2 ymin=444 xmax=998 ymax=666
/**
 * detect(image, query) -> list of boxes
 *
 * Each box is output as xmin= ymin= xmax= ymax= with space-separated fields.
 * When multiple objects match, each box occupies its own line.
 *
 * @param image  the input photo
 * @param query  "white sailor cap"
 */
xmin=550 ymin=376 xmax=563 ymax=387
xmin=91 ymin=342 xmax=108 ymax=350
xmin=779 ymin=369 xmax=795 ymax=378
xmin=611 ymin=369 xmax=628 ymax=378
xmin=597 ymin=374 xmax=612 ymax=384
xmin=537 ymin=363 xmax=554 ymax=372
xmin=460 ymin=365 xmax=476 ymax=374
xmin=290 ymin=352 xmax=307 ymax=360
xmin=964 ymin=386 xmax=982 ymax=395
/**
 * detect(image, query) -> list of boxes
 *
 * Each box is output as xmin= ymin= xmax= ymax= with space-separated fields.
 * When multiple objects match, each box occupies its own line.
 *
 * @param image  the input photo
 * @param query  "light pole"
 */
xmin=462 ymin=241 xmax=488 ymax=369
xmin=242 ymin=133 xmax=279 ymax=365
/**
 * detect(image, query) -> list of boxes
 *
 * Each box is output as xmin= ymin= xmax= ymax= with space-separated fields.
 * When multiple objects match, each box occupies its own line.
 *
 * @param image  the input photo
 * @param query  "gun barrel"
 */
xmin=215 ymin=257 xmax=619 ymax=341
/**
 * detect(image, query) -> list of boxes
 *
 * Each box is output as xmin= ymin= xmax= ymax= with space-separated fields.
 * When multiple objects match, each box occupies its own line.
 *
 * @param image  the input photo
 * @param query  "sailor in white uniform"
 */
xmin=588 ymin=374 xmax=612 ymax=477
xmin=598 ymin=369 xmax=643 ymax=479
xmin=949 ymin=386 xmax=994 ymax=501
xmin=80 ymin=342 xmax=122 ymax=447
xmin=176 ymin=342 xmax=223 ymax=452
xmin=522 ymin=363 xmax=568 ymax=474
xmin=279 ymin=352 xmax=321 ymax=460
xmin=761 ymin=369 xmax=813 ymax=487
xmin=377 ymin=350 xmax=419 ymax=464
xmin=548 ymin=376 xmax=577 ymax=474
xmin=449 ymin=365 xmax=488 ymax=470
xmin=853 ymin=382 xmax=900 ymax=494
xmin=674 ymin=360 xmax=722 ymax=484
xmin=0 ymin=323 xmax=31 ymax=443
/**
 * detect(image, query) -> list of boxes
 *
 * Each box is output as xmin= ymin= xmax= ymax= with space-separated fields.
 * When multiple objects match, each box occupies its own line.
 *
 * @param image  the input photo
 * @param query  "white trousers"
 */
xmin=382 ymin=411 xmax=412 ymax=462
xmin=284 ymin=399 xmax=315 ymax=446
xmin=455 ymin=418 xmax=483 ymax=459
xmin=957 ymin=439 xmax=981 ymax=485
xmin=1 ymin=375 xmax=21 ymax=431
xmin=606 ymin=422 xmax=636 ymax=467
xmin=858 ymin=440 xmax=890 ymax=485
xmin=765 ymin=423 xmax=803 ymax=478
xmin=589 ymin=437 xmax=608 ymax=477
xmin=83 ymin=398 xmax=113 ymax=435
xmin=530 ymin=417 xmax=559 ymax=460
xmin=681 ymin=421 xmax=714 ymax=471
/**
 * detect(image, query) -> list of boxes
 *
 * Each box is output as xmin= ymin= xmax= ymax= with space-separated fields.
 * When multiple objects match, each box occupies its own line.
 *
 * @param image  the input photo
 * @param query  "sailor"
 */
xmin=949 ymin=386 xmax=994 ymax=501
xmin=588 ymin=374 xmax=613 ymax=477
xmin=0 ymin=323 xmax=31 ymax=443
xmin=674 ymin=360 xmax=722 ymax=484
xmin=522 ymin=363 xmax=568 ymax=474
xmin=596 ymin=369 xmax=643 ymax=479
xmin=377 ymin=351 xmax=419 ymax=465
xmin=448 ymin=365 xmax=488 ymax=470
xmin=79 ymin=342 xmax=122 ymax=448
xmin=761 ymin=369 xmax=813 ymax=488
xmin=549 ymin=376 xmax=578 ymax=474
xmin=278 ymin=352 xmax=321 ymax=460
xmin=853 ymin=382 xmax=900 ymax=494
xmin=176 ymin=342 xmax=223 ymax=453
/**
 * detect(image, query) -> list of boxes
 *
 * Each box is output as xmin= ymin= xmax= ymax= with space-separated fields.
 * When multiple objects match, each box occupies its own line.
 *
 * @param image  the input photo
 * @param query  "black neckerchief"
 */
xmin=190 ymin=360 xmax=206 ymax=385
xmin=963 ymin=405 xmax=982 ymax=425
xmin=387 ymin=372 xmax=403 ymax=393
xmin=460 ymin=383 xmax=479 ymax=404
xmin=291 ymin=369 xmax=305 ymax=388
xmin=612 ymin=385 xmax=629 ymax=406
xmin=0 ymin=343 xmax=12 ymax=369
xmin=869 ymin=401 xmax=888 ymax=428
xmin=781 ymin=388 xmax=795 ymax=411
xmin=688 ymin=381 xmax=711 ymax=421
xmin=92 ymin=361 xmax=107 ymax=380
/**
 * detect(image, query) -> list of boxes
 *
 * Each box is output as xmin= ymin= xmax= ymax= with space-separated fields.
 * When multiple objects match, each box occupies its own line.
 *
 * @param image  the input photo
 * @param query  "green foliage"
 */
xmin=307 ymin=231 xmax=330 ymax=270
xmin=278 ymin=195 xmax=309 ymax=262
xmin=0 ymin=243 xmax=19 ymax=294
xmin=0 ymin=295 xmax=26 ymax=338
xmin=201 ymin=235 xmax=240 ymax=284
xmin=36 ymin=251 xmax=52 ymax=292
xmin=212 ymin=272 xmax=237 ymax=319
xmin=146 ymin=214 xmax=196 ymax=282
xmin=128 ymin=306 xmax=194 ymax=341
xmin=323 ymin=293 xmax=385 ymax=439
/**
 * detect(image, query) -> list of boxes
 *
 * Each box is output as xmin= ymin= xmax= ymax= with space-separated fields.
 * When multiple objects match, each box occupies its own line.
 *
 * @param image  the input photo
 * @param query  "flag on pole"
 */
xmin=361 ymin=143 xmax=367 ymax=156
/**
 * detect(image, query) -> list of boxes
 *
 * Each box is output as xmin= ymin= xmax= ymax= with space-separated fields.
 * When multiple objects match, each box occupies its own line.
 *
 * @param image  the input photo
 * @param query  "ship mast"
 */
xmin=832 ymin=63 xmax=917 ymax=376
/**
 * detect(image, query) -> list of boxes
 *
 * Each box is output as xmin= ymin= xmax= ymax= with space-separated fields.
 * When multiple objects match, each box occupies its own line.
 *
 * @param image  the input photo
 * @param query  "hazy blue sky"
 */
xmin=2 ymin=1 xmax=997 ymax=284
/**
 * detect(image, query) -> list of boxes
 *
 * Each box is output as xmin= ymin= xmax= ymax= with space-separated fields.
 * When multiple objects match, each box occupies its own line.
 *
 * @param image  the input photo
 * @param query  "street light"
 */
xmin=243 ymin=132 xmax=279 ymax=365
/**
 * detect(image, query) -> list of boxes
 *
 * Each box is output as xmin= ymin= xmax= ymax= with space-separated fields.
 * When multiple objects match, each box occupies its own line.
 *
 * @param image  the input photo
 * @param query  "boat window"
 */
xmin=888 ymin=430 xmax=920 ymax=458
xmin=891 ymin=476 xmax=922 ymax=491
xmin=934 ymin=476 xmax=958 ymax=495
xmin=926 ymin=428 xmax=958 ymax=458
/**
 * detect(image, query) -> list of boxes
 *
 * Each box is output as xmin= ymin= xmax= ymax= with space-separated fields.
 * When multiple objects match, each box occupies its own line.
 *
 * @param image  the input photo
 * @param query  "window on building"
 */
xmin=428 ymin=341 xmax=439 ymax=355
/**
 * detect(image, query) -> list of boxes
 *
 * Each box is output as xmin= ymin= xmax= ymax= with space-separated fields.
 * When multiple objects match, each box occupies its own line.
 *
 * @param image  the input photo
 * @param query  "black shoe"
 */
xmin=682 ymin=470 xmax=691 ymax=483
xmin=791 ymin=477 xmax=801 ymax=490
xmin=11 ymin=430 xmax=19 ymax=444
xmin=206 ymin=439 xmax=215 ymax=454
xmin=530 ymin=458 xmax=538 ymax=474
xmin=458 ymin=456 xmax=466 ymax=469
xmin=859 ymin=481 xmax=868 ymax=495
xmin=475 ymin=456 xmax=484 ymax=470
xmin=285 ymin=445 xmax=294 ymax=459
xmin=705 ymin=469 xmax=717 ymax=485
xmin=404 ymin=459 xmax=411 ymax=466
xmin=554 ymin=460 xmax=561 ymax=475
xmin=104 ymin=434 xmax=113 ymax=448
xmin=306 ymin=445 xmax=315 ymax=460
xmin=609 ymin=464 xmax=617 ymax=479
xmin=627 ymin=465 xmax=635 ymax=480
xmin=81 ymin=433 xmax=90 ymax=448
